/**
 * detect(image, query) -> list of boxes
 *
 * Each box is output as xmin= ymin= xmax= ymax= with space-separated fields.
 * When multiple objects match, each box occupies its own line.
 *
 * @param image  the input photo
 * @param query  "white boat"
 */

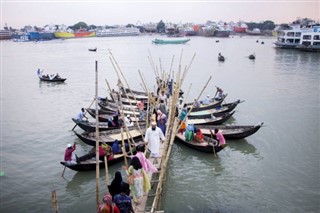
xmin=296 ymin=26 xmax=320 ymax=52
xmin=274 ymin=25 xmax=315 ymax=49
xmin=96 ymin=27 xmax=140 ymax=37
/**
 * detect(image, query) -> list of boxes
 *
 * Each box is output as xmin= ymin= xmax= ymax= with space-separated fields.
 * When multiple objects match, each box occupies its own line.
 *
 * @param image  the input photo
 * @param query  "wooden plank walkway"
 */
xmin=132 ymin=141 xmax=165 ymax=212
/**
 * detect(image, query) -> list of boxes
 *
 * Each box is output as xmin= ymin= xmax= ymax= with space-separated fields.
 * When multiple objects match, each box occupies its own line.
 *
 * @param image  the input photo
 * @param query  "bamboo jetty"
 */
xmin=58 ymin=49 xmax=218 ymax=213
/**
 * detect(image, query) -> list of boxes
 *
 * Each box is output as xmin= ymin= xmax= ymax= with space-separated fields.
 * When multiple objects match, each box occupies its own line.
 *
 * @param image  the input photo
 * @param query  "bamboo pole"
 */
xmin=150 ymin=68 xmax=183 ymax=212
xmin=95 ymin=61 xmax=100 ymax=212
xmin=108 ymin=52 xmax=144 ymax=138
xmin=104 ymin=155 xmax=110 ymax=190
xmin=151 ymin=75 xmax=212 ymax=212
xmin=51 ymin=190 xmax=59 ymax=213
xmin=120 ymin=128 xmax=128 ymax=167
xmin=148 ymin=49 xmax=158 ymax=78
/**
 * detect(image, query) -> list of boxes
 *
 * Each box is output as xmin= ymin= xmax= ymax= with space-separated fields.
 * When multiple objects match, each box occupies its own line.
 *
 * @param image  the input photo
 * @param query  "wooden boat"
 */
xmin=195 ymin=123 xmax=264 ymax=140
xmin=249 ymin=54 xmax=256 ymax=60
xmin=186 ymin=99 xmax=223 ymax=112
xmin=72 ymin=117 xmax=146 ymax=132
xmin=60 ymin=153 xmax=124 ymax=172
xmin=189 ymin=100 xmax=242 ymax=117
xmin=114 ymin=90 xmax=149 ymax=101
xmin=74 ymin=126 xmax=145 ymax=146
xmin=88 ymin=47 xmax=97 ymax=52
xmin=152 ymin=38 xmax=190 ymax=44
xmin=38 ymin=74 xmax=66 ymax=82
xmin=98 ymin=101 xmax=140 ymax=116
xmin=175 ymin=132 xmax=227 ymax=153
xmin=187 ymin=111 xmax=234 ymax=125
xmin=72 ymin=118 xmax=117 ymax=132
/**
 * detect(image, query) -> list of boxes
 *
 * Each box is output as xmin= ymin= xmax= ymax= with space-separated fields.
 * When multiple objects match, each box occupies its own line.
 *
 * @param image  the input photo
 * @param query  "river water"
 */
xmin=1 ymin=35 xmax=319 ymax=213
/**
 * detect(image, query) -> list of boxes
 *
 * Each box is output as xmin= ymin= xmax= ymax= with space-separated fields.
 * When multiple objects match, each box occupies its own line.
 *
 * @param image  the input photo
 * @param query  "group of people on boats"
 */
xmin=199 ymin=86 xmax=226 ymax=106
xmin=65 ymin=78 xmax=228 ymax=210
xmin=37 ymin=68 xmax=63 ymax=80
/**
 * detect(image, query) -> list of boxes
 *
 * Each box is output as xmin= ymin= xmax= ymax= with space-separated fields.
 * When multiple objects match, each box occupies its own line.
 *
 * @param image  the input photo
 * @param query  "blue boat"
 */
xmin=152 ymin=38 xmax=190 ymax=44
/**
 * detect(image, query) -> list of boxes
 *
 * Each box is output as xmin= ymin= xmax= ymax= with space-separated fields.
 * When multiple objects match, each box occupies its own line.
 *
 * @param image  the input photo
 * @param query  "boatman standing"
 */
xmin=75 ymin=108 xmax=88 ymax=121
xmin=144 ymin=121 xmax=165 ymax=158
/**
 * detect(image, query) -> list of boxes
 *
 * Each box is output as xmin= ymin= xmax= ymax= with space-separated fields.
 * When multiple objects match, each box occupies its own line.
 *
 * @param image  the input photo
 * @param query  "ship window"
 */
xmin=287 ymin=32 xmax=294 ymax=37
xmin=313 ymin=42 xmax=320 ymax=46
xmin=295 ymin=32 xmax=301 ymax=37
xmin=286 ymin=39 xmax=294 ymax=43
xmin=294 ymin=39 xmax=300 ymax=43
xmin=313 ymin=35 xmax=320 ymax=40
xmin=302 ymin=41 xmax=311 ymax=46
xmin=302 ymin=35 xmax=311 ymax=40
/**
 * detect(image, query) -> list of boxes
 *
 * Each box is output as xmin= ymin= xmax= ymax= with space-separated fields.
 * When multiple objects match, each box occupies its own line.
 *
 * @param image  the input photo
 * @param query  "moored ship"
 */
xmin=0 ymin=30 xmax=13 ymax=40
xmin=96 ymin=27 xmax=140 ymax=37
xmin=54 ymin=29 xmax=95 ymax=38
xmin=296 ymin=26 xmax=320 ymax=52
xmin=274 ymin=25 xmax=316 ymax=49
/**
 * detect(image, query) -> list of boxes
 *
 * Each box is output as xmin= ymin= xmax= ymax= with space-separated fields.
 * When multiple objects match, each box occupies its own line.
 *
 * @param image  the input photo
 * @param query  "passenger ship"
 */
xmin=96 ymin=27 xmax=140 ymax=37
xmin=296 ymin=26 xmax=320 ymax=52
xmin=274 ymin=25 xmax=318 ymax=49
xmin=0 ymin=29 xmax=12 ymax=40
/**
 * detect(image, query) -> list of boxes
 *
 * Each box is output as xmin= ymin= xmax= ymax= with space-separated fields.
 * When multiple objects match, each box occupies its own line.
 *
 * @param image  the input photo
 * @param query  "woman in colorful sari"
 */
xmin=126 ymin=157 xmax=151 ymax=204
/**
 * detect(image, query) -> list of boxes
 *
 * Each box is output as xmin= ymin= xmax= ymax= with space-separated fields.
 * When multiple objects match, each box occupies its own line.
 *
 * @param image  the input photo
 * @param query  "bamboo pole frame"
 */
xmin=95 ymin=61 xmax=101 ymax=212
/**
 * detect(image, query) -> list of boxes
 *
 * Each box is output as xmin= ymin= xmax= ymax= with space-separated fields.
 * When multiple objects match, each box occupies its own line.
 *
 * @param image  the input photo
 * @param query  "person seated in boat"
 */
xmin=212 ymin=128 xmax=226 ymax=146
xmin=185 ymin=124 xmax=195 ymax=142
xmin=64 ymin=143 xmax=77 ymax=165
xmin=112 ymin=140 xmax=122 ymax=154
xmin=203 ymin=95 xmax=211 ymax=105
xmin=75 ymin=108 xmax=88 ymax=122
xmin=215 ymin=87 xmax=225 ymax=101
xmin=195 ymin=128 xmax=204 ymax=142
xmin=113 ymin=111 xmax=120 ymax=127
xmin=55 ymin=73 xmax=60 ymax=79
xmin=124 ymin=114 xmax=133 ymax=126
xmin=193 ymin=98 xmax=201 ymax=108
xmin=101 ymin=142 xmax=114 ymax=160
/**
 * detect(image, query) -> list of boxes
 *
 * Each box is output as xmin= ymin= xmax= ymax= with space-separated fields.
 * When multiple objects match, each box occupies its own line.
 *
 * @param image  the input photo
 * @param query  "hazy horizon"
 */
xmin=1 ymin=1 xmax=319 ymax=29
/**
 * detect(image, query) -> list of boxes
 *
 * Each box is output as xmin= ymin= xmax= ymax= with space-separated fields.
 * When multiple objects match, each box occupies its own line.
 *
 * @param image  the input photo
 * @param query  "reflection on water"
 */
xmin=227 ymin=139 xmax=259 ymax=157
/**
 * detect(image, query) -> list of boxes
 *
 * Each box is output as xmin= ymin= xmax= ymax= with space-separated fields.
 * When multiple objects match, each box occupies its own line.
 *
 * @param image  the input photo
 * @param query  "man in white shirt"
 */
xmin=76 ymin=108 xmax=88 ymax=121
xmin=144 ymin=121 xmax=165 ymax=158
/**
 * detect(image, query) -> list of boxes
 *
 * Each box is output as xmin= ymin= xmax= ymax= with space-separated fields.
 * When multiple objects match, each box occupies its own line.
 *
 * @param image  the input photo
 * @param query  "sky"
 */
xmin=1 ymin=0 xmax=319 ymax=29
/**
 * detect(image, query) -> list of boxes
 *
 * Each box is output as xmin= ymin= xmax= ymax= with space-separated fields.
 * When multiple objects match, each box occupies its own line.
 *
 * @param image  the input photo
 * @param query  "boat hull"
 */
xmin=175 ymin=133 xmax=227 ymax=153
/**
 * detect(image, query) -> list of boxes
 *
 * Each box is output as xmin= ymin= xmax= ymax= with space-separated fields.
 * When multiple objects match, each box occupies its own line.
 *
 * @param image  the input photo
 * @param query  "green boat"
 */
xmin=152 ymin=38 xmax=190 ymax=44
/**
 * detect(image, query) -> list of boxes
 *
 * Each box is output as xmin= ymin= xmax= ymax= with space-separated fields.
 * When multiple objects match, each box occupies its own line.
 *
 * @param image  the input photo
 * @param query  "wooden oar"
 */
xmin=210 ymin=129 xmax=216 ymax=157
xmin=61 ymin=166 xmax=66 ymax=177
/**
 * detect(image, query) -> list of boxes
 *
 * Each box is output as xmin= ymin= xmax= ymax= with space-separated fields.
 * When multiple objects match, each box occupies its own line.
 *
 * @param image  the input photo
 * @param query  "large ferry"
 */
xmin=296 ymin=26 xmax=320 ymax=52
xmin=274 ymin=25 xmax=315 ymax=49
xmin=96 ymin=27 xmax=140 ymax=37
xmin=0 ymin=30 xmax=13 ymax=40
